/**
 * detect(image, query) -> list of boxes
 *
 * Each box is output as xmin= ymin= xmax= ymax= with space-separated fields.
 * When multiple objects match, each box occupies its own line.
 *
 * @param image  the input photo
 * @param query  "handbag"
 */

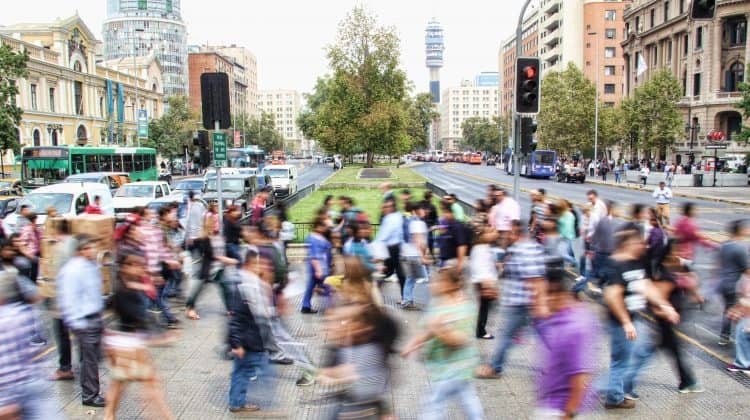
xmin=103 ymin=330 xmax=156 ymax=382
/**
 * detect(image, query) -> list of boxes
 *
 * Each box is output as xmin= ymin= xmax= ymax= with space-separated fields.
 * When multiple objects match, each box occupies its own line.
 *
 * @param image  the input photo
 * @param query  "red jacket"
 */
xmin=84 ymin=205 xmax=103 ymax=215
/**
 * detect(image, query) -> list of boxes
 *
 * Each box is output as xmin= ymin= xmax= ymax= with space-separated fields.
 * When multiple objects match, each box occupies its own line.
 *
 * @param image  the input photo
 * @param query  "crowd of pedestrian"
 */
xmin=0 ymin=175 xmax=749 ymax=418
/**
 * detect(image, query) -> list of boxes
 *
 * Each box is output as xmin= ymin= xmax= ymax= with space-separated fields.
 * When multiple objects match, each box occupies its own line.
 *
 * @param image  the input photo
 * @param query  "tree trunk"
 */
xmin=0 ymin=150 xmax=4 ymax=178
xmin=366 ymin=151 xmax=374 ymax=168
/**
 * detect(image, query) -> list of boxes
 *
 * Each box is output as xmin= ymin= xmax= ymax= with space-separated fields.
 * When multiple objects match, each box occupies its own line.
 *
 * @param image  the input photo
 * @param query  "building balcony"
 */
xmin=542 ymin=0 xmax=560 ymax=15
xmin=544 ymin=30 xmax=560 ymax=48
xmin=543 ymin=16 xmax=560 ymax=32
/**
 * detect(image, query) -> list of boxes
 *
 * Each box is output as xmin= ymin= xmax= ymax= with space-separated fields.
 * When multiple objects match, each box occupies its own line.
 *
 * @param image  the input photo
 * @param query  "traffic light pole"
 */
xmin=511 ymin=0 xmax=533 ymax=202
xmin=215 ymin=120 xmax=224 ymax=230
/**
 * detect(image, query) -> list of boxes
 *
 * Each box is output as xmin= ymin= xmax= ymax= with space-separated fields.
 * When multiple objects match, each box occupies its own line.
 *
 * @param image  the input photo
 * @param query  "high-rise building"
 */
xmin=425 ymin=18 xmax=445 ymax=103
xmin=0 ymin=14 xmax=164 ymax=154
xmin=204 ymin=45 xmax=259 ymax=117
xmin=102 ymin=0 xmax=188 ymax=96
xmin=539 ymin=0 xmax=584 ymax=75
xmin=257 ymin=90 xmax=308 ymax=154
xmin=583 ymin=1 xmax=631 ymax=106
xmin=439 ymin=79 xmax=500 ymax=151
xmin=622 ymin=0 xmax=750 ymax=163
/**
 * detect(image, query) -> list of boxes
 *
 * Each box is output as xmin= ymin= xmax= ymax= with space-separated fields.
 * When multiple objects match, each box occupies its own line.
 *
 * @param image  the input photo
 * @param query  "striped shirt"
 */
xmin=138 ymin=223 xmax=175 ymax=275
xmin=500 ymin=238 xmax=547 ymax=306
xmin=0 ymin=303 xmax=42 ymax=405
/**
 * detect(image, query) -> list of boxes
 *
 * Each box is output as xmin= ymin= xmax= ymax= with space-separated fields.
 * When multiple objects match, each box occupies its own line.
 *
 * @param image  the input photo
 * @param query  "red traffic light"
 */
xmin=523 ymin=65 xmax=537 ymax=79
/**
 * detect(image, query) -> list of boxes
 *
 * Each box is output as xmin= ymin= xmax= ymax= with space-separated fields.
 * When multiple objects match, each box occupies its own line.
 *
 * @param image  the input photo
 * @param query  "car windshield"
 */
xmin=175 ymin=180 xmax=203 ymax=190
xmin=65 ymin=176 xmax=99 ymax=183
xmin=19 ymin=193 xmax=73 ymax=214
xmin=115 ymin=185 xmax=154 ymax=198
xmin=264 ymin=168 xmax=289 ymax=178
xmin=206 ymin=179 xmax=245 ymax=192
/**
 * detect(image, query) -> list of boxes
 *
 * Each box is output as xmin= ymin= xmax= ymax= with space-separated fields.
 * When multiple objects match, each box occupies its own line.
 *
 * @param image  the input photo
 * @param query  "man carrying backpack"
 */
xmin=437 ymin=201 xmax=471 ymax=275
xmin=400 ymin=202 xmax=429 ymax=310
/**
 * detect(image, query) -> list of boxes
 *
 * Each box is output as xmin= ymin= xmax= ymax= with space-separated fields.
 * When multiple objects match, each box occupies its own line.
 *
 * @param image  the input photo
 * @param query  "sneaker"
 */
xmin=30 ymin=338 xmax=47 ymax=347
xmin=270 ymin=357 xmax=293 ymax=365
xmin=604 ymin=399 xmax=636 ymax=409
xmin=296 ymin=372 xmax=315 ymax=387
xmin=167 ymin=319 xmax=181 ymax=329
xmin=301 ymin=307 xmax=318 ymax=314
xmin=726 ymin=364 xmax=750 ymax=373
xmin=229 ymin=404 xmax=260 ymax=413
xmin=678 ymin=383 xmax=705 ymax=394
xmin=415 ymin=277 xmax=428 ymax=284
xmin=400 ymin=302 xmax=417 ymax=310
xmin=624 ymin=392 xmax=640 ymax=401
xmin=718 ymin=337 xmax=730 ymax=346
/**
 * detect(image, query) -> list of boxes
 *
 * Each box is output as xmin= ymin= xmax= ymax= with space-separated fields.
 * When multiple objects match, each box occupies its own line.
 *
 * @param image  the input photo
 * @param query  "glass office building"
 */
xmin=102 ymin=0 xmax=188 ymax=96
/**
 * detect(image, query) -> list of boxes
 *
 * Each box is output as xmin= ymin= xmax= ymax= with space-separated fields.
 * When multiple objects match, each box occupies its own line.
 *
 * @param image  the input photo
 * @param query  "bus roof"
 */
xmin=22 ymin=145 xmax=156 ymax=154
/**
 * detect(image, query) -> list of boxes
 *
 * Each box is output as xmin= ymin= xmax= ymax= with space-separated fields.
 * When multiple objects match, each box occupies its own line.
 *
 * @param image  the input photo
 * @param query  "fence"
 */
xmin=290 ymin=222 xmax=381 ymax=243
xmin=425 ymin=181 xmax=476 ymax=218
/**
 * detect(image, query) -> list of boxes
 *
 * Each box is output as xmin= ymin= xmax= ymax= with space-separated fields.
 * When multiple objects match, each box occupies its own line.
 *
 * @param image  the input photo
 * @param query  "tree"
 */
xmin=624 ymin=69 xmax=683 ymax=157
xmin=734 ymin=81 xmax=750 ymax=144
xmin=0 ymin=44 xmax=29 ymax=174
xmin=404 ymin=92 xmax=438 ymax=151
xmin=597 ymin=104 xmax=628 ymax=155
xmin=461 ymin=117 xmax=503 ymax=154
xmin=239 ymin=111 xmax=284 ymax=152
xmin=144 ymin=96 xmax=196 ymax=161
xmin=537 ymin=63 xmax=596 ymax=155
xmin=300 ymin=6 xmax=414 ymax=167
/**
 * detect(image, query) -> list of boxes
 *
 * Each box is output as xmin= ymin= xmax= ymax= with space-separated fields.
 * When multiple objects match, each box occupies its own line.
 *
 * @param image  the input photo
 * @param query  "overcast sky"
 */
xmin=2 ymin=0 xmax=534 ymax=95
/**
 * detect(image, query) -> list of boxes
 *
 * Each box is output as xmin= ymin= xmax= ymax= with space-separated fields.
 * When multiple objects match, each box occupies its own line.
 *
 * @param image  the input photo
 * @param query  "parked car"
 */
xmin=202 ymin=175 xmax=256 ymax=214
xmin=64 ymin=172 xmax=130 ymax=193
xmin=113 ymin=181 xmax=171 ymax=219
xmin=3 ymin=182 xmax=114 ymax=233
xmin=171 ymin=177 xmax=205 ymax=197
xmin=556 ymin=167 xmax=586 ymax=183
xmin=0 ymin=196 xmax=21 ymax=218
xmin=0 ymin=178 xmax=22 ymax=196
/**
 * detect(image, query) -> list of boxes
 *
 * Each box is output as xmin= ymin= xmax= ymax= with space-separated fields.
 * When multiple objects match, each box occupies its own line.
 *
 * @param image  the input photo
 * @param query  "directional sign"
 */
xmin=705 ymin=144 xmax=727 ymax=149
xmin=137 ymin=109 xmax=148 ymax=139
xmin=213 ymin=132 xmax=227 ymax=164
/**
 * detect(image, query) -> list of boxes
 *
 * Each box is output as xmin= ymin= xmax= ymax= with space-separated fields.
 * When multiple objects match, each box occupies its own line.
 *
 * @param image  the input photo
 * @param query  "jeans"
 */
xmin=624 ymin=316 xmax=695 ymax=394
xmin=475 ymin=285 xmax=493 ymax=337
xmin=8 ymin=379 xmax=60 ymax=420
xmin=302 ymin=271 xmax=331 ymax=310
xmin=734 ymin=318 xmax=750 ymax=368
xmin=559 ymin=238 xmax=579 ymax=272
xmin=420 ymin=378 xmax=484 ymax=420
xmin=591 ymin=252 xmax=611 ymax=286
xmin=226 ymin=243 xmax=242 ymax=265
xmin=228 ymin=351 xmax=276 ymax=409
xmin=490 ymin=305 xmax=530 ymax=373
xmin=721 ymin=291 xmax=738 ymax=340
xmin=53 ymin=317 xmax=72 ymax=372
xmin=385 ymin=245 xmax=406 ymax=295
xmin=72 ymin=317 xmax=103 ymax=402
xmin=151 ymin=285 xmax=177 ymax=323
xmin=186 ymin=269 xmax=233 ymax=312
xmin=401 ymin=258 xmax=426 ymax=304
xmin=614 ymin=171 xmax=621 ymax=183
xmin=605 ymin=318 xmax=635 ymax=405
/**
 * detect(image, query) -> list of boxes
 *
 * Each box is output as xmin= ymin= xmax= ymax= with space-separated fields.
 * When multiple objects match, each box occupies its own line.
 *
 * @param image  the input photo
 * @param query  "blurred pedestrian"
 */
xmin=401 ymin=266 xmax=484 ymax=420
xmin=489 ymin=188 xmax=520 ymax=249
xmin=470 ymin=227 xmax=499 ymax=339
xmin=84 ymin=195 xmax=104 ymax=215
xmin=436 ymin=201 xmax=470 ymax=273
xmin=421 ymin=191 xmax=439 ymax=257
xmin=653 ymin=182 xmax=673 ymax=226
xmin=57 ymin=234 xmax=106 ymax=407
xmin=301 ymin=216 xmax=332 ymax=314
xmin=19 ymin=212 xmax=41 ymax=282
xmin=374 ymin=199 xmax=406 ymax=295
xmin=717 ymin=220 xmax=749 ymax=346
xmin=400 ymin=202 xmax=429 ymax=310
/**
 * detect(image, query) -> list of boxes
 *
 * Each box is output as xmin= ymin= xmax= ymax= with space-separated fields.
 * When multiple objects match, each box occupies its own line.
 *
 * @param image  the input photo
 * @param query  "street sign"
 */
xmin=213 ymin=132 xmax=227 ymax=164
xmin=137 ymin=109 xmax=148 ymax=139
xmin=233 ymin=130 xmax=241 ymax=147
xmin=705 ymin=144 xmax=727 ymax=149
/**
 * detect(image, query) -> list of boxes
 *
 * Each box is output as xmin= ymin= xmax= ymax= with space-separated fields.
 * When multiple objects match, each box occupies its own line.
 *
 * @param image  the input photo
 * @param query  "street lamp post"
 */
xmin=588 ymin=32 xmax=600 ymax=166
xmin=684 ymin=118 xmax=700 ymax=173
xmin=133 ymin=28 xmax=144 ymax=147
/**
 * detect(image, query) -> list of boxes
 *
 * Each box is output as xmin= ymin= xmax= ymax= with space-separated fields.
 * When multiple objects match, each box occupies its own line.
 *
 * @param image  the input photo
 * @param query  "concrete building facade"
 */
xmin=539 ymin=0 xmax=584 ymax=75
xmin=257 ymin=90 xmax=308 ymax=154
xmin=622 ymin=0 xmax=750 ymax=163
xmin=439 ymin=79 xmax=500 ymax=151
xmin=200 ymin=45 xmax=258 ymax=118
xmin=0 ymin=14 xmax=164 ymax=160
xmin=584 ymin=1 xmax=632 ymax=106
xmin=102 ymin=0 xmax=188 ymax=96
xmin=187 ymin=50 xmax=239 ymax=116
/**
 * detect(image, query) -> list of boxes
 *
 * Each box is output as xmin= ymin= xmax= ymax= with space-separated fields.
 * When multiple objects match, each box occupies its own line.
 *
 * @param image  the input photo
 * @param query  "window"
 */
xmin=138 ymin=0 xmax=147 ymax=10
xmin=32 ymin=130 xmax=40 ymax=146
xmin=72 ymin=154 xmax=84 ymax=174
xmin=625 ymin=23 xmax=630 ymax=37
xmin=650 ymin=9 xmax=655 ymax=27
xmin=693 ymin=73 xmax=701 ymax=96
xmin=605 ymin=10 xmax=616 ymax=21
xmin=726 ymin=19 xmax=747 ymax=46
xmin=604 ymin=28 xmax=616 ymax=39
xmin=166 ymin=0 xmax=172 ymax=13
xmin=604 ymin=65 xmax=616 ymax=76
xmin=652 ymin=46 xmax=658 ymax=65
xmin=74 ymin=81 xmax=83 ymax=115
xmin=667 ymin=39 xmax=673 ymax=62
xmin=683 ymin=34 xmax=689 ymax=54
xmin=604 ymin=47 xmax=616 ymax=58
xmin=680 ymin=0 xmax=685 ymax=14
xmin=51 ymin=130 xmax=58 ymax=146
xmin=123 ymin=155 xmax=134 ymax=172
xmin=664 ymin=1 xmax=670 ymax=21
xmin=604 ymin=84 xmax=616 ymax=94
xmin=604 ymin=102 xmax=615 ymax=107
xmin=100 ymin=155 xmax=113 ymax=172
xmin=695 ymin=27 xmax=703 ymax=49
xmin=725 ymin=62 xmax=745 ymax=92
xmin=48 ymin=88 xmax=55 ymax=112
xmin=85 ymin=155 xmax=98 ymax=172
xmin=635 ymin=16 xmax=641 ymax=32
xmin=30 ymin=84 xmax=38 ymax=110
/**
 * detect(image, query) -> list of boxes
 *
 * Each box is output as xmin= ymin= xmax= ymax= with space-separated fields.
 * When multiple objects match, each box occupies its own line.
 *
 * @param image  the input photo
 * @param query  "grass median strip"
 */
xmin=323 ymin=164 xmax=426 ymax=185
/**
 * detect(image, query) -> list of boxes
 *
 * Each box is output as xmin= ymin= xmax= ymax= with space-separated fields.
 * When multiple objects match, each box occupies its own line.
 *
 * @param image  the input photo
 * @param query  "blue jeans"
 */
xmin=420 ymin=378 xmax=484 ymax=420
xmin=228 ymin=351 xmax=276 ymax=409
xmin=734 ymin=318 xmax=750 ymax=368
xmin=614 ymin=171 xmax=621 ymax=183
xmin=605 ymin=318 xmax=635 ymax=405
xmin=151 ymin=285 xmax=177 ymax=323
xmin=591 ymin=252 xmax=611 ymax=286
xmin=401 ymin=258 xmax=426 ymax=303
xmin=490 ymin=305 xmax=530 ymax=373
xmin=302 ymin=272 xmax=330 ymax=310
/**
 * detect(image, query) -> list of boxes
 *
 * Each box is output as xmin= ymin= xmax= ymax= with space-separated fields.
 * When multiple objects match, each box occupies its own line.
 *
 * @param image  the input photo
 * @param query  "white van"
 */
xmin=262 ymin=164 xmax=298 ymax=197
xmin=2 ymin=182 xmax=113 ymax=233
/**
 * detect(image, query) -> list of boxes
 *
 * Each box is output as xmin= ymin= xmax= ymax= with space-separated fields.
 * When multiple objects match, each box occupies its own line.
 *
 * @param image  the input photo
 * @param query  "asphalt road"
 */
xmin=292 ymin=160 xmax=334 ymax=189
xmin=413 ymin=162 xmax=749 ymax=371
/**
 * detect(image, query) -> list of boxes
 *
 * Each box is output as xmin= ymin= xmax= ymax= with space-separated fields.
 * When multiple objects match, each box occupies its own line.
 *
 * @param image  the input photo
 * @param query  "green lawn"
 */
xmin=288 ymin=187 xmax=431 ymax=224
xmin=323 ymin=164 xmax=426 ymax=185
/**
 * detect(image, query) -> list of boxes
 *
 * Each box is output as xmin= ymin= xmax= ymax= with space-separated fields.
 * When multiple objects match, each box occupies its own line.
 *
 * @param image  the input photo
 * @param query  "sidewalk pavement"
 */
xmin=38 ymin=263 xmax=750 ymax=419
xmin=585 ymin=176 xmax=750 ymax=205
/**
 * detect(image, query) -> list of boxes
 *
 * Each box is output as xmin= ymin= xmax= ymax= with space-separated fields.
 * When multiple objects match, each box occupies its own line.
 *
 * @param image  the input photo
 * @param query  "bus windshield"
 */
xmin=263 ymin=168 xmax=289 ymax=178
xmin=22 ymin=159 xmax=69 ymax=185
xmin=19 ymin=193 xmax=73 ymax=214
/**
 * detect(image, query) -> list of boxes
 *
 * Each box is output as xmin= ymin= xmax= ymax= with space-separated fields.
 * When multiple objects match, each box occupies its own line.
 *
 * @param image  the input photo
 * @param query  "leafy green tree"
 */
xmin=537 ymin=63 xmax=596 ymax=155
xmin=461 ymin=117 xmax=503 ymax=154
xmin=734 ymin=81 xmax=750 ymax=144
xmin=144 ymin=95 xmax=196 ymax=162
xmin=300 ymin=6 xmax=413 ymax=167
xmin=0 ymin=44 xmax=29 ymax=173
xmin=597 ymin=104 xmax=628 ymax=154
xmin=624 ymin=69 xmax=683 ymax=156
xmin=405 ymin=92 xmax=438 ymax=151
xmin=238 ymin=111 xmax=284 ymax=152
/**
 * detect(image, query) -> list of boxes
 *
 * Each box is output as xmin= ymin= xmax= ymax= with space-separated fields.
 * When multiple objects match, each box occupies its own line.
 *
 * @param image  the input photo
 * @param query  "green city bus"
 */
xmin=20 ymin=146 xmax=158 ymax=190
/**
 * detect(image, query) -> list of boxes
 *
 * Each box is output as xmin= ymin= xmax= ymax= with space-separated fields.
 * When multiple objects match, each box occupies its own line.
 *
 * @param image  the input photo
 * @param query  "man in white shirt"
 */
xmin=652 ymin=181 xmax=673 ymax=226
xmin=400 ymin=203 xmax=429 ymax=309
xmin=640 ymin=166 xmax=650 ymax=187
xmin=489 ymin=188 xmax=521 ymax=248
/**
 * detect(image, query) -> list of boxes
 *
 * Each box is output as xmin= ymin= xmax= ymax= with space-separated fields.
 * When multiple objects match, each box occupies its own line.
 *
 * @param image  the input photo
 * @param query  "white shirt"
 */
xmin=401 ymin=218 xmax=427 ymax=258
xmin=470 ymin=244 xmax=498 ymax=284
xmin=653 ymin=187 xmax=673 ymax=204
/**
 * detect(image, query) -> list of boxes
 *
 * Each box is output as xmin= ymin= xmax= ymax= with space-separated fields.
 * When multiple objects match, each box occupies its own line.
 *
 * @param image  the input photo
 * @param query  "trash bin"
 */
xmin=693 ymin=173 xmax=703 ymax=187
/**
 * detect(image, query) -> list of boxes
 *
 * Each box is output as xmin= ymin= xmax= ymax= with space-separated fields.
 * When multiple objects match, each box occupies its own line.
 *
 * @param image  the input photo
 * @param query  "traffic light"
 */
xmin=516 ymin=57 xmax=540 ymax=113
xmin=193 ymin=130 xmax=209 ymax=148
xmin=520 ymin=117 xmax=537 ymax=154
xmin=690 ymin=0 xmax=715 ymax=20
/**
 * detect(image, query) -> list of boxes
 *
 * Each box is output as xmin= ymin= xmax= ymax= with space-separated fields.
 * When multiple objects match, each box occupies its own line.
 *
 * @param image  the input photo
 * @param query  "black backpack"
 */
xmin=572 ymin=208 xmax=581 ymax=238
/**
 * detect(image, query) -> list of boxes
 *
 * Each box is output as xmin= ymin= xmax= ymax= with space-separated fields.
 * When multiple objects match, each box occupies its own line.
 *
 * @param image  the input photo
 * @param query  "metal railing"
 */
xmin=240 ymin=183 xmax=318 ymax=224
xmin=290 ymin=222 xmax=381 ymax=243
xmin=425 ymin=181 xmax=476 ymax=218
